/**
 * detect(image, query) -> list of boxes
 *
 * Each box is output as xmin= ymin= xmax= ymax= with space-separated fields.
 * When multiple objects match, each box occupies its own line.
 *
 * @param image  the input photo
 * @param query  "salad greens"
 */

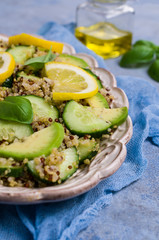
xmin=0 ymin=96 xmax=33 ymax=124
xmin=24 ymin=46 xmax=56 ymax=70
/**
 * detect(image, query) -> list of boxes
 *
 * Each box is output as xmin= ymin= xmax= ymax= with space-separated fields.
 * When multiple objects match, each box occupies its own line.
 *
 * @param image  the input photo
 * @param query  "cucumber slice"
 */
xmin=58 ymin=147 xmax=79 ymax=181
xmin=0 ymin=119 xmax=33 ymax=141
xmin=90 ymin=107 xmax=128 ymax=127
xmin=0 ymin=166 xmax=23 ymax=177
xmin=27 ymin=147 xmax=79 ymax=183
xmin=0 ymin=122 xmax=64 ymax=161
xmin=84 ymin=69 xmax=103 ymax=89
xmin=77 ymin=138 xmax=98 ymax=162
xmin=63 ymin=101 xmax=110 ymax=137
xmin=55 ymin=54 xmax=89 ymax=68
xmin=7 ymin=46 xmax=35 ymax=65
xmin=23 ymin=95 xmax=59 ymax=121
xmin=27 ymin=160 xmax=47 ymax=183
xmin=85 ymin=92 xmax=109 ymax=108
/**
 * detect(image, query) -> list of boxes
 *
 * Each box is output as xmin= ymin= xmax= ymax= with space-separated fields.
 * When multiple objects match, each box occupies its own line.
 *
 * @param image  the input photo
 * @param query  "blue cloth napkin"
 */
xmin=0 ymin=22 xmax=159 ymax=240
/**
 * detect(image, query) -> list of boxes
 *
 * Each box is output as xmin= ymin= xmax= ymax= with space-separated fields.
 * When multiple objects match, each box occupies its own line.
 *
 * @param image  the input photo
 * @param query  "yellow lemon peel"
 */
xmin=9 ymin=33 xmax=63 ymax=53
xmin=0 ymin=52 xmax=15 ymax=84
xmin=45 ymin=62 xmax=98 ymax=100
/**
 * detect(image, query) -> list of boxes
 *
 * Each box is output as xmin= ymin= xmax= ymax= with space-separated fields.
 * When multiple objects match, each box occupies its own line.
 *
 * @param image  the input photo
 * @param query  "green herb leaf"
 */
xmin=0 ymin=96 xmax=33 ymax=124
xmin=156 ymin=47 xmax=159 ymax=59
xmin=24 ymin=47 xmax=56 ymax=70
xmin=119 ymin=46 xmax=155 ymax=68
xmin=148 ymin=59 xmax=159 ymax=82
xmin=133 ymin=40 xmax=157 ymax=50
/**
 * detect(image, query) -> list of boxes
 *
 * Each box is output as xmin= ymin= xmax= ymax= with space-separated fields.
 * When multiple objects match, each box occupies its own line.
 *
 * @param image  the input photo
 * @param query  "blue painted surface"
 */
xmin=0 ymin=1 xmax=159 ymax=239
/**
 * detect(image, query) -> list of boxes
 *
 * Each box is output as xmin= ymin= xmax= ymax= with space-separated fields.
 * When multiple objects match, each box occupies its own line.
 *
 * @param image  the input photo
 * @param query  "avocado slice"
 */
xmin=84 ymin=69 xmax=103 ymax=89
xmin=89 ymin=107 xmax=128 ymax=127
xmin=85 ymin=92 xmax=109 ymax=108
xmin=0 ymin=122 xmax=64 ymax=161
xmin=55 ymin=54 xmax=89 ymax=68
xmin=0 ymin=119 xmax=33 ymax=141
xmin=17 ymin=71 xmax=41 ymax=82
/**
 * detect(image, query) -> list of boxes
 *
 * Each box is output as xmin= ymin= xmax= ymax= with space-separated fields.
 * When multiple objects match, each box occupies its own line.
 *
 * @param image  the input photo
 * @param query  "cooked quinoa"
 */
xmin=0 ymin=38 xmax=118 ymax=188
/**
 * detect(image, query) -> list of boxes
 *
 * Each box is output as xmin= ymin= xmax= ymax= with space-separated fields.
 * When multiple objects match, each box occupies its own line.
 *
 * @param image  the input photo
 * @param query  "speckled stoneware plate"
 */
xmin=0 ymin=34 xmax=133 ymax=204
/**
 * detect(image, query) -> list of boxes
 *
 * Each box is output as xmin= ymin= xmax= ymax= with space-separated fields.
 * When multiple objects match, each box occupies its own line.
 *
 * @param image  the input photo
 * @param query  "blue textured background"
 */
xmin=0 ymin=1 xmax=159 ymax=239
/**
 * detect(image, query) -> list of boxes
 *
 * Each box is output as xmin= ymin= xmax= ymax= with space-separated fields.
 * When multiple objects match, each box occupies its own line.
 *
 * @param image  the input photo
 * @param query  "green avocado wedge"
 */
xmin=55 ymin=54 xmax=89 ymax=68
xmin=0 ymin=122 xmax=64 ymax=161
xmin=89 ymin=107 xmax=128 ymax=127
xmin=85 ymin=92 xmax=109 ymax=108
xmin=17 ymin=71 xmax=41 ymax=81
xmin=84 ymin=69 xmax=103 ymax=89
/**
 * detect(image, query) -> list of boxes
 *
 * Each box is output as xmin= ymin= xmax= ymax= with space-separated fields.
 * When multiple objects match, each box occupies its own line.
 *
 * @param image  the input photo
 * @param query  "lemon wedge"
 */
xmin=9 ymin=33 xmax=63 ymax=53
xmin=45 ymin=62 xmax=98 ymax=100
xmin=0 ymin=52 xmax=15 ymax=84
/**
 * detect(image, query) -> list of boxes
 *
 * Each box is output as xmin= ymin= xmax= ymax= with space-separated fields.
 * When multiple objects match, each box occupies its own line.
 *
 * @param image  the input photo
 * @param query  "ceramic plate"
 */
xmin=0 ymin=35 xmax=133 ymax=204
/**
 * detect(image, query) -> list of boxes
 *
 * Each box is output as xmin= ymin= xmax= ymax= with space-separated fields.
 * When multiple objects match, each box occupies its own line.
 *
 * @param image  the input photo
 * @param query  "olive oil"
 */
xmin=75 ymin=22 xmax=132 ymax=59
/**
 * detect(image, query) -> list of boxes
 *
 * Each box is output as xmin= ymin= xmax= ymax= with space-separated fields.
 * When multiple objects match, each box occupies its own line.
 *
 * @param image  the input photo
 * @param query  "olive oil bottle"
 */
xmin=75 ymin=0 xmax=134 ymax=59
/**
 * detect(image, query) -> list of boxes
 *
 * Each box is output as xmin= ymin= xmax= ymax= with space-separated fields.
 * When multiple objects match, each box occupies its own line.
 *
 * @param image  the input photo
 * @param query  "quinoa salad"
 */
xmin=0 ymin=34 xmax=128 ymax=188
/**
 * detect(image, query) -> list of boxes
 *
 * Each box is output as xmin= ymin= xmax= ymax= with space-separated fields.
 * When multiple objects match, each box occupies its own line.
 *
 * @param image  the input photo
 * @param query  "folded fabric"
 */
xmin=0 ymin=22 xmax=159 ymax=240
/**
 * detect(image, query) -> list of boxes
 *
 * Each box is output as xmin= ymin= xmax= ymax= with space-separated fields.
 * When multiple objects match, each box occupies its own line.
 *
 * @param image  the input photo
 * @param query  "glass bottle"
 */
xmin=75 ymin=0 xmax=135 ymax=59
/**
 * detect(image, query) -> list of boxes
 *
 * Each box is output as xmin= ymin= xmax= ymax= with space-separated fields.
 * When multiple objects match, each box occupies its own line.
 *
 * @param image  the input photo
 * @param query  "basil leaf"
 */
xmin=119 ymin=46 xmax=155 ymax=68
xmin=133 ymin=40 xmax=157 ymax=50
xmin=148 ymin=59 xmax=159 ymax=82
xmin=43 ymin=47 xmax=55 ymax=62
xmin=24 ymin=47 xmax=56 ymax=70
xmin=156 ymin=47 xmax=159 ymax=59
xmin=0 ymin=96 xmax=33 ymax=124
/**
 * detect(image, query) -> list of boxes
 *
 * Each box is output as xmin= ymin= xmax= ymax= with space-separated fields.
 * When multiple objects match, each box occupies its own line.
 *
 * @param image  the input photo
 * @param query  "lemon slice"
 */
xmin=45 ymin=62 xmax=98 ymax=100
xmin=9 ymin=33 xmax=63 ymax=53
xmin=0 ymin=52 xmax=15 ymax=84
